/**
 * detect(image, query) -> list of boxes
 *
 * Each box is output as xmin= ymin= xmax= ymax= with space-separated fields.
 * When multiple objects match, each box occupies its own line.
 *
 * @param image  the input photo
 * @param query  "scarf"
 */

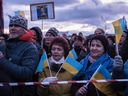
xmin=49 ymin=56 xmax=65 ymax=65
xmin=73 ymin=53 xmax=113 ymax=80
xmin=49 ymin=56 xmax=65 ymax=72
xmin=19 ymin=30 xmax=34 ymax=42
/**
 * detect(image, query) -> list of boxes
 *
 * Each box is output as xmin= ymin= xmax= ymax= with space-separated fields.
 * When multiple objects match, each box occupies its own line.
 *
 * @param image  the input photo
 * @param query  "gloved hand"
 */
xmin=75 ymin=85 xmax=88 ymax=96
xmin=113 ymin=55 xmax=123 ymax=70
xmin=42 ymin=76 xmax=58 ymax=83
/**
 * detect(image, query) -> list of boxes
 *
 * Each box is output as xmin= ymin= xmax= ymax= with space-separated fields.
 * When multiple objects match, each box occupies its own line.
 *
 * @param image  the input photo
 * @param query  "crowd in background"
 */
xmin=0 ymin=16 xmax=128 ymax=96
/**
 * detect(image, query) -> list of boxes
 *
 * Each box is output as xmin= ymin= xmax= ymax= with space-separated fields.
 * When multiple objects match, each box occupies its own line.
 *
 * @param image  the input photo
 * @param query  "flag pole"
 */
xmin=83 ymin=64 xmax=102 ymax=88
xmin=115 ymin=42 xmax=119 ymax=56
xmin=55 ymin=57 xmax=68 ymax=77
xmin=45 ymin=53 xmax=53 ymax=77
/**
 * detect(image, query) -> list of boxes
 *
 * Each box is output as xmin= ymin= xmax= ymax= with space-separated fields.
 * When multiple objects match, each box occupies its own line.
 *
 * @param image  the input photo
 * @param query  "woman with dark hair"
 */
xmin=71 ymin=35 xmax=114 ymax=96
xmin=37 ymin=36 xmax=73 ymax=96
xmin=30 ymin=26 xmax=43 ymax=52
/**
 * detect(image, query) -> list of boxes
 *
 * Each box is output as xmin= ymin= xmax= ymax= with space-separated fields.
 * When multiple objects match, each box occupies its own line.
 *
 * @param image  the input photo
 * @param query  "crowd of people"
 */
xmin=0 ymin=15 xmax=128 ymax=96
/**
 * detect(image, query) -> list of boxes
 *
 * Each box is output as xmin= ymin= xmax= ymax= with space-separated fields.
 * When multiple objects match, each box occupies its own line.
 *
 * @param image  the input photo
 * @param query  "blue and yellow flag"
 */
xmin=68 ymin=48 xmax=78 ymax=60
xmin=92 ymin=65 xmax=116 ymax=96
xmin=15 ymin=11 xmax=25 ymax=17
xmin=62 ymin=56 xmax=82 ymax=75
xmin=36 ymin=51 xmax=48 ymax=72
xmin=120 ymin=16 xmax=127 ymax=32
xmin=112 ymin=17 xmax=127 ymax=44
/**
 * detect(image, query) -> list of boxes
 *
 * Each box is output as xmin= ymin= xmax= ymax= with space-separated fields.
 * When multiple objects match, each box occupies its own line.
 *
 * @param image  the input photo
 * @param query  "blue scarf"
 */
xmin=73 ymin=53 xmax=113 ymax=80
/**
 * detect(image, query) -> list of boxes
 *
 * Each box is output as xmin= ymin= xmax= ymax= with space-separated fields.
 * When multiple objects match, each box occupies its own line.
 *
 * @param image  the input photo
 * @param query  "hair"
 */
xmin=50 ymin=36 xmax=70 ymax=58
xmin=90 ymin=35 xmax=109 ymax=52
xmin=107 ymin=35 xmax=115 ymax=43
xmin=94 ymin=28 xmax=105 ymax=34
xmin=75 ymin=35 xmax=83 ymax=42
xmin=30 ymin=27 xmax=43 ymax=45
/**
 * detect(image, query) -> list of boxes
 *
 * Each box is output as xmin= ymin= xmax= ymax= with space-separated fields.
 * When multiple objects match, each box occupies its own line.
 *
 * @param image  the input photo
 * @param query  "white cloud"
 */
xmin=3 ymin=0 xmax=128 ymax=35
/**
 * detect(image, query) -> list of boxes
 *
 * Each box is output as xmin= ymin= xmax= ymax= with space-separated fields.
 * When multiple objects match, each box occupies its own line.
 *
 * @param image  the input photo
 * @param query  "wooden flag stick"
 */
xmin=115 ymin=42 xmax=119 ymax=56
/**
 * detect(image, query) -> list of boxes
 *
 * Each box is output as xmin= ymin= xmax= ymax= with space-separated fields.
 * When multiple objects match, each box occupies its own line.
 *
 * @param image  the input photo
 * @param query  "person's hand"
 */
xmin=113 ymin=55 xmax=123 ymax=70
xmin=42 ymin=76 xmax=58 ymax=83
xmin=40 ymin=77 xmax=58 ymax=87
xmin=75 ymin=86 xmax=88 ymax=96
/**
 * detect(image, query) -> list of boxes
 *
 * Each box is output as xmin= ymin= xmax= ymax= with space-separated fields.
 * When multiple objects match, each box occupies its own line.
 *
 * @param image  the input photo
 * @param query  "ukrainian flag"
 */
xmin=69 ymin=48 xmax=78 ymax=60
xmin=92 ymin=65 xmax=116 ymax=96
xmin=120 ymin=16 xmax=127 ymax=32
xmin=15 ymin=11 xmax=25 ymax=17
xmin=36 ymin=51 xmax=48 ymax=72
xmin=62 ymin=56 xmax=82 ymax=75
xmin=112 ymin=17 xmax=126 ymax=44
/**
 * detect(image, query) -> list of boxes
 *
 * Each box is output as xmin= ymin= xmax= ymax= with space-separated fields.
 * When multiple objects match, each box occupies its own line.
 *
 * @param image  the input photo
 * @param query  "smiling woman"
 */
xmin=71 ymin=35 xmax=114 ymax=96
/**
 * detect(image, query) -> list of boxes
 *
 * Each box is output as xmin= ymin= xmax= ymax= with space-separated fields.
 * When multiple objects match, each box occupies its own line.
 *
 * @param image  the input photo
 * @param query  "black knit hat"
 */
xmin=90 ymin=35 xmax=109 ymax=52
xmin=9 ymin=16 xmax=28 ymax=29
xmin=46 ymin=27 xmax=59 ymax=36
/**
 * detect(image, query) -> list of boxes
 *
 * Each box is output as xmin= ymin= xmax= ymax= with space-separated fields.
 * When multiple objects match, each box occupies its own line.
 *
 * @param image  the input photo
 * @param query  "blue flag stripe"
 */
xmin=66 ymin=56 xmax=82 ymax=71
xmin=98 ymin=66 xmax=111 ymax=79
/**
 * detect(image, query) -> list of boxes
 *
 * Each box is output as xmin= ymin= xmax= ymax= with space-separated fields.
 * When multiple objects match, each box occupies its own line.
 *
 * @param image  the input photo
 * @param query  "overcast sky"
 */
xmin=3 ymin=0 xmax=128 ymax=35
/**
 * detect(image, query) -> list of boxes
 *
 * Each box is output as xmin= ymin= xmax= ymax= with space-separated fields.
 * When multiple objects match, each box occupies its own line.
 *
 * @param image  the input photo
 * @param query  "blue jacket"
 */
xmin=0 ymin=39 xmax=39 ymax=96
xmin=73 ymin=53 xmax=113 ymax=80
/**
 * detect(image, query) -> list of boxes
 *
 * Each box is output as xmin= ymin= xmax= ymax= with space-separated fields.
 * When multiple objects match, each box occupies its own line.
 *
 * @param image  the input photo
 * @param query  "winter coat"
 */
xmin=37 ymin=59 xmax=73 ymax=96
xmin=0 ymin=39 xmax=39 ymax=96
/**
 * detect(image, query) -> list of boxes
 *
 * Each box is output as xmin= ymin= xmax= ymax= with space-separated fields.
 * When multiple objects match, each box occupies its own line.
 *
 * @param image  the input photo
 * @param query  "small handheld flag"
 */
xmin=62 ymin=56 xmax=82 ymax=75
xmin=112 ymin=18 xmax=123 ymax=44
xmin=112 ymin=16 xmax=127 ymax=55
xmin=120 ymin=16 xmax=127 ymax=32
xmin=36 ymin=51 xmax=48 ymax=72
xmin=92 ymin=65 xmax=116 ymax=96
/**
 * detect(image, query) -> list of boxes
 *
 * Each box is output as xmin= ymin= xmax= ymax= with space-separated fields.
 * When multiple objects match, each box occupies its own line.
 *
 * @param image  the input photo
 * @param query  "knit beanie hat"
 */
xmin=9 ymin=16 xmax=28 ymax=29
xmin=46 ymin=27 xmax=59 ymax=36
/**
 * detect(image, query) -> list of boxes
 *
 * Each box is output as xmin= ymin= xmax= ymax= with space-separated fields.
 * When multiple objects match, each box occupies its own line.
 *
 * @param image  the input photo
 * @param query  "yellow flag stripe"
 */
xmin=43 ymin=60 xmax=48 ymax=68
xmin=62 ymin=62 xmax=78 ymax=75
xmin=92 ymin=73 xmax=116 ymax=96
xmin=112 ymin=19 xmax=123 ymax=44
